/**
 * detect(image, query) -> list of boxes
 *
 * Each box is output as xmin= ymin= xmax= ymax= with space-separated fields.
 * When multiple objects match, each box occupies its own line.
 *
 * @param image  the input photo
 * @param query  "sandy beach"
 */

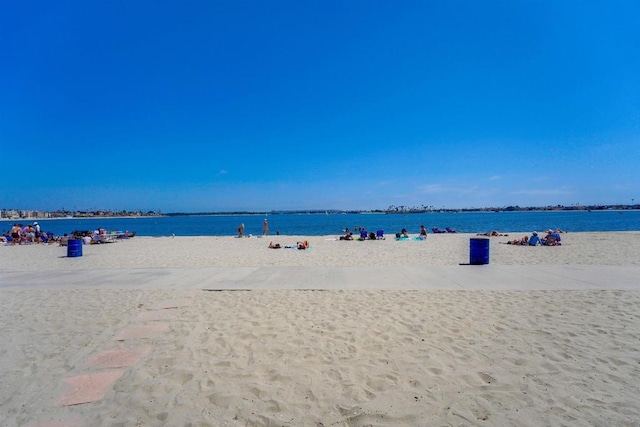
xmin=1 ymin=232 xmax=639 ymax=426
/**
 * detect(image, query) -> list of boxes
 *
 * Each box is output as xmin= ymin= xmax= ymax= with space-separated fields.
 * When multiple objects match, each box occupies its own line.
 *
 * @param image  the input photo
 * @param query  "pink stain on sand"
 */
xmin=87 ymin=347 xmax=152 ymax=369
xmin=113 ymin=323 xmax=169 ymax=341
xmin=55 ymin=370 xmax=124 ymax=406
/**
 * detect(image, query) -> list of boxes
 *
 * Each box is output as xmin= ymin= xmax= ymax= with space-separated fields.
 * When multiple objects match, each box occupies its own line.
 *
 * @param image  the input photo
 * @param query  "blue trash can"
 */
xmin=67 ymin=239 xmax=83 ymax=257
xmin=470 ymin=238 xmax=489 ymax=265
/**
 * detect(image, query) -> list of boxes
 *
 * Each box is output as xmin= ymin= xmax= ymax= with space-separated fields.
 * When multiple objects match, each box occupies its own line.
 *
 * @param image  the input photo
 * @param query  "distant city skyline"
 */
xmin=2 ymin=203 xmax=638 ymax=222
xmin=2 ymin=1 xmax=638 ymax=212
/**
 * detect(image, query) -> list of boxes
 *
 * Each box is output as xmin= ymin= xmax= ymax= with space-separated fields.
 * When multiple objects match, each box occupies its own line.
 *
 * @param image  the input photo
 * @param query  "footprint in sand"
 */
xmin=478 ymin=372 xmax=496 ymax=384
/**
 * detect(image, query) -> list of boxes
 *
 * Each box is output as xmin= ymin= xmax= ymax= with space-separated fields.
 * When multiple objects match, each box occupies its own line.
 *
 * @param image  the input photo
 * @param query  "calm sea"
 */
xmin=2 ymin=211 xmax=639 ymax=237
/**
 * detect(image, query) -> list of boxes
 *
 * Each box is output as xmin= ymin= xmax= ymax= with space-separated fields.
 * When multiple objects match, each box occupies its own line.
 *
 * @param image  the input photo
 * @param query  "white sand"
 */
xmin=1 ymin=232 xmax=640 ymax=426
xmin=1 ymin=232 xmax=639 ymax=270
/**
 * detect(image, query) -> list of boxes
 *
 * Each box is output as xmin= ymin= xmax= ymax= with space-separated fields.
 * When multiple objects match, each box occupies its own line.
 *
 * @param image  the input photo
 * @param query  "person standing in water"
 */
xmin=263 ymin=218 xmax=269 ymax=236
xmin=237 ymin=223 xmax=245 ymax=237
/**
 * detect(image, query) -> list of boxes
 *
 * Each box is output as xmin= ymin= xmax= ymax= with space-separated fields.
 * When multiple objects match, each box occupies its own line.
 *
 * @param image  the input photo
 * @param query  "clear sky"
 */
xmin=2 ymin=1 xmax=639 ymax=212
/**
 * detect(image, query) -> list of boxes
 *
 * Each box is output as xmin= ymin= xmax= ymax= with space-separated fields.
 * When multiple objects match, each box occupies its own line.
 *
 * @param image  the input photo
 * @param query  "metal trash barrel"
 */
xmin=469 ymin=238 xmax=489 ymax=265
xmin=67 ymin=239 xmax=83 ymax=257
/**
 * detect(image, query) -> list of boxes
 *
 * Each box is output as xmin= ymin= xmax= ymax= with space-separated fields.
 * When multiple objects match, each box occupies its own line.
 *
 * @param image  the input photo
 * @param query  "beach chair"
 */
xmin=376 ymin=230 xmax=385 ymax=240
xmin=359 ymin=230 xmax=368 ymax=240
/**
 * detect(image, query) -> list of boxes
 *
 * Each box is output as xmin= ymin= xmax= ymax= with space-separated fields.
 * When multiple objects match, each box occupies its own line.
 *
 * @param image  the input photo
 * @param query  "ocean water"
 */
xmin=2 ymin=210 xmax=639 ymax=237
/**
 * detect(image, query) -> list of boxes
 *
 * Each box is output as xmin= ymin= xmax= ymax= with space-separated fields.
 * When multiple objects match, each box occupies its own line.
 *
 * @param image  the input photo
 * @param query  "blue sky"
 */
xmin=2 ymin=1 xmax=639 ymax=212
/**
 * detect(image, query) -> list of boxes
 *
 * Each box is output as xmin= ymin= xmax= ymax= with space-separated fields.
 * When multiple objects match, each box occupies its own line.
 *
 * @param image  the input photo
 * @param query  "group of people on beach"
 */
xmin=337 ymin=225 xmax=433 ymax=241
xmin=62 ymin=229 xmax=135 ymax=245
xmin=2 ymin=224 xmax=136 ymax=246
xmin=2 ymin=222 xmax=52 ymax=245
xmin=395 ymin=226 xmax=427 ymax=240
xmin=231 ymin=220 xmax=565 ymax=248
xmin=268 ymin=240 xmax=309 ymax=250
xmin=339 ymin=226 xmax=384 ymax=240
xmin=237 ymin=219 xmax=277 ymax=238
xmin=506 ymin=229 xmax=563 ymax=246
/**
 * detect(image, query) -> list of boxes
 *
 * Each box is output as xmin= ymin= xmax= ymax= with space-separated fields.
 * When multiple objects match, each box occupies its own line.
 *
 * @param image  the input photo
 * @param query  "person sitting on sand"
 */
xmin=268 ymin=241 xmax=281 ymax=249
xmin=339 ymin=232 xmax=353 ymax=240
xmin=542 ymin=230 xmax=562 ymax=246
xmin=39 ymin=232 xmax=50 ymax=244
xmin=418 ymin=225 xmax=428 ymax=240
xmin=528 ymin=232 xmax=541 ymax=246
xmin=297 ymin=240 xmax=309 ymax=250
xmin=395 ymin=229 xmax=410 ymax=239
